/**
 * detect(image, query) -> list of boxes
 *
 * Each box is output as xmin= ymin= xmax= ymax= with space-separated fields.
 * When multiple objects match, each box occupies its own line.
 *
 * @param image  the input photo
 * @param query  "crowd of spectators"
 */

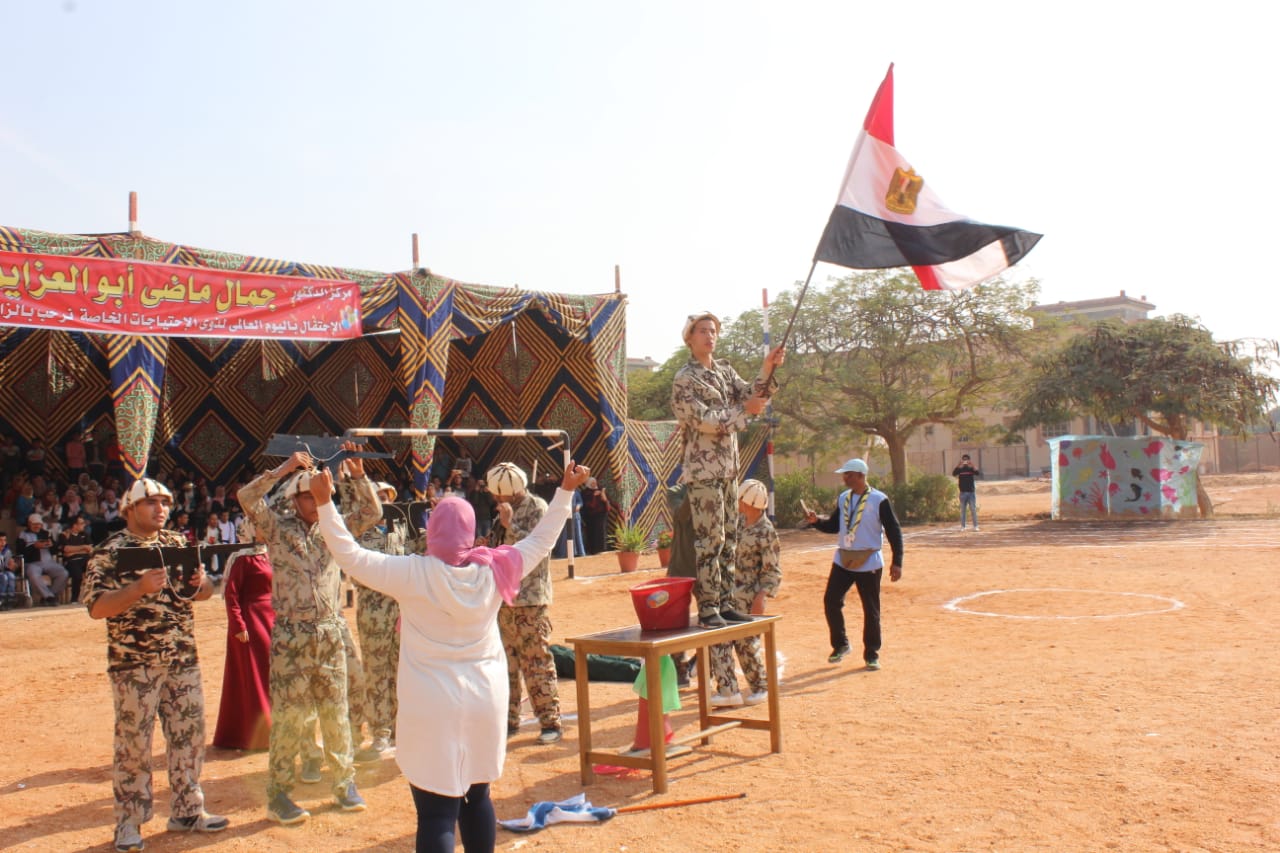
xmin=0 ymin=435 xmax=618 ymax=611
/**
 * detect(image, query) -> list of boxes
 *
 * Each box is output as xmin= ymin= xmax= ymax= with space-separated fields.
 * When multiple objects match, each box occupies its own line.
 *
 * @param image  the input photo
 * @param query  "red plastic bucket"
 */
xmin=630 ymin=577 xmax=694 ymax=631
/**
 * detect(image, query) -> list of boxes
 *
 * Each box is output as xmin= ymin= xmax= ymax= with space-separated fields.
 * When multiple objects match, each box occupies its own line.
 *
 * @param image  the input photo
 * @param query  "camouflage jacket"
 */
xmin=354 ymin=516 xmax=410 ymax=591
xmin=735 ymin=512 xmax=782 ymax=599
xmin=82 ymin=527 xmax=201 ymax=673
xmin=500 ymin=493 xmax=551 ymax=607
xmin=671 ymin=356 xmax=774 ymax=483
xmin=239 ymin=469 xmax=381 ymax=624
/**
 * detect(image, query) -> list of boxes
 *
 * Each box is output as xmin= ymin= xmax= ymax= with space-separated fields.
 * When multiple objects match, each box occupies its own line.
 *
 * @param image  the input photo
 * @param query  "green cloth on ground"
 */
xmin=632 ymin=656 xmax=682 ymax=713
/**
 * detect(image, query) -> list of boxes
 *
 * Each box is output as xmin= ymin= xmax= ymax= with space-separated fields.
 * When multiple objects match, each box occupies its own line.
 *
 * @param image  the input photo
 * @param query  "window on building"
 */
xmin=1041 ymin=420 xmax=1071 ymax=440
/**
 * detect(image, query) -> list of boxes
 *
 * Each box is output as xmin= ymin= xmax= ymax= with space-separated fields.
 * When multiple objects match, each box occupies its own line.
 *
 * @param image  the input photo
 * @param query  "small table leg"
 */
xmin=646 ymin=651 xmax=668 ymax=793
xmin=576 ymin=652 xmax=595 ymax=785
xmin=763 ymin=623 xmax=782 ymax=753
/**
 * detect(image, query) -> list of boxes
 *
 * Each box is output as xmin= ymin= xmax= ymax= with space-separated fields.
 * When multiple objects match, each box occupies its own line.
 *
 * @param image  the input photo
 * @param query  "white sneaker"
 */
xmin=972 ymin=525 xmax=980 ymax=531
xmin=744 ymin=690 xmax=768 ymax=706
xmin=710 ymin=692 xmax=743 ymax=708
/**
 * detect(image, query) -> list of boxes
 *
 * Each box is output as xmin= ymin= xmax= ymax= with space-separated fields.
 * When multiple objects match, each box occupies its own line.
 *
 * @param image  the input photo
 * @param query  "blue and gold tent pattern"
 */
xmin=0 ymin=225 xmax=769 ymax=531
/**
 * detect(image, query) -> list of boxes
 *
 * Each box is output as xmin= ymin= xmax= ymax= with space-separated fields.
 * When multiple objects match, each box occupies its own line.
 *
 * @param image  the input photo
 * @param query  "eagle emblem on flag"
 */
xmin=885 ymin=167 xmax=923 ymax=214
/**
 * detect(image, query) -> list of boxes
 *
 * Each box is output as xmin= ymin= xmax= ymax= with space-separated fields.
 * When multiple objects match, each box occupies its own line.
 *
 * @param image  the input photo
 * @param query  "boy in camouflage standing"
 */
xmin=709 ymin=479 xmax=782 ymax=707
xmin=239 ymin=445 xmax=381 ymax=825
xmin=82 ymin=478 xmax=229 ymax=853
xmin=671 ymin=311 xmax=784 ymax=628
xmin=352 ymin=480 xmax=409 ymax=761
xmin=489 ymin=462 xmax=564 ymax=745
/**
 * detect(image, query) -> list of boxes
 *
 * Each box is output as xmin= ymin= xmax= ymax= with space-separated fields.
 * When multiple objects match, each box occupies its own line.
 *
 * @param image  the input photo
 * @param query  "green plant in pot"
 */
xmin=612 ymin=520 xmax=647 ymax=572
xmin=654 ymin=528 xmax=673 ymax=568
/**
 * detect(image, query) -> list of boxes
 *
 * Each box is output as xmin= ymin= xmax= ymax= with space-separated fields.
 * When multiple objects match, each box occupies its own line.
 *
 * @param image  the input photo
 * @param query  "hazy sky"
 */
xmin=4 ymin=1 xmax=1274 ymax=365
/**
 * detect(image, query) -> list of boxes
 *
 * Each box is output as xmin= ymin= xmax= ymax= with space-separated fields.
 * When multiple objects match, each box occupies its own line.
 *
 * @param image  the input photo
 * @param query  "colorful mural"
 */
xmin=1048 ymin=435 xmax=1204 ymax=519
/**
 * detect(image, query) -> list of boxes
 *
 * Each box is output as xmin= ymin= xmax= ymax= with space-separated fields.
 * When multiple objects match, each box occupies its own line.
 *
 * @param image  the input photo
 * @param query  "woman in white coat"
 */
xmin=309 ymin=461 xmax=590 ymax=853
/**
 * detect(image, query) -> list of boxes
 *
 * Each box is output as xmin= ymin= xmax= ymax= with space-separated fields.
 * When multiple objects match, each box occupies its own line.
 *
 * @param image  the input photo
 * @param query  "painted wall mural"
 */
xmin=1048 ymin=436 xmax=1204 ymax=519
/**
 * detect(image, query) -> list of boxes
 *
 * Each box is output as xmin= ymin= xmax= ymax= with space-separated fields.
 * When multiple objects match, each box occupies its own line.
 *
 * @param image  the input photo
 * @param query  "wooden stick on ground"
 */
xmin=613 ymin=792 xmax=746 ymax=815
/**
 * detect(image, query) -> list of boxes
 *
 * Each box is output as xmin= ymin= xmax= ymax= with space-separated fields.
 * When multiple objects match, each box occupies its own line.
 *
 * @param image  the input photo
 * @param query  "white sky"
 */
xmin=3 ymin=1 xmax=1275 ymax=365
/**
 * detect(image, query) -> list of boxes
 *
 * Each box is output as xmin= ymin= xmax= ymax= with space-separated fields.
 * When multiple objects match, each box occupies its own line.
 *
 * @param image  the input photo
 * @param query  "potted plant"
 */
xmin=655 ymin=528 xmax=673 ymax=568
xmin=611 ymin=520 xmax=648 ymax=573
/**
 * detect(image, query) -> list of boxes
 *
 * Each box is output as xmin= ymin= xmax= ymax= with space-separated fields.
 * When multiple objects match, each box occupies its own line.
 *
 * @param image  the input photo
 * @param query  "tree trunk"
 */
xmin=886 ymin=436 xmax=909 ymax=486
xmin=1195 ymin=478 xmax=1215 ymax=518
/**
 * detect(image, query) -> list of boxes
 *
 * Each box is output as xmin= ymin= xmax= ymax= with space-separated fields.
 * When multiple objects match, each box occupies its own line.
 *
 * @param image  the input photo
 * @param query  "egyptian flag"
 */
xmin=813 ymin=64 xmax=1041 ymax=291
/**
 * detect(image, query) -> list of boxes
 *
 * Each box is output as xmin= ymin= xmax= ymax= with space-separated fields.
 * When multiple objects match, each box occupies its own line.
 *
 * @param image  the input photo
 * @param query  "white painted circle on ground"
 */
xmin=942 ymin=588 xmax=1185 ymax=620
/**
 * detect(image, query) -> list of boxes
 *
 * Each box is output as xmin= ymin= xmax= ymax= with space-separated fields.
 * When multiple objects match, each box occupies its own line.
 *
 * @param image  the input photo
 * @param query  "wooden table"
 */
xmin=567 ymin=615 xmax=782 ymax=794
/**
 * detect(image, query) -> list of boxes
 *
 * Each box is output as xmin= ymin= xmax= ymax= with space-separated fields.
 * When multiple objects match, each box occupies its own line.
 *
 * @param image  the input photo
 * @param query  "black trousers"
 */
xmin=822 ymin=564 xmax=883 ymax=662
xmin=410 ymin=782 xmax=495 ymax=853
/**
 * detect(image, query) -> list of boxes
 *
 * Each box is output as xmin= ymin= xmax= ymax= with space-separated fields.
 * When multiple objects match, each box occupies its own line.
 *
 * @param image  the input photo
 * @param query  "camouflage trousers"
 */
xmin=356 ymin=585 xmax=400 ymax=740
xmin=268 ymin=619 xmax=352 ymax=799
xmin=301 ymin=620 xmax=370 ymax=763
xmin=687 ymin=478 xmax=738 ymax=617
xmin=498 ymin=604 xmax=561 ymax=730
xmin=108 ymin=662 xmax=206 ymax=829
xmin=711 ymin=583 xmax=767 ymax=695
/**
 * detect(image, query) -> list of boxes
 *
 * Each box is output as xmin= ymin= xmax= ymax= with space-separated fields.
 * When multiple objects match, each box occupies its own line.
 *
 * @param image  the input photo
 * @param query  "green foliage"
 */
xmin=770 ymin=471 xmax=839 ymax=528
xmin=655 ymin=528 xmax=673 ymax=548
xmin=611 ymin=520 xmax=649 ymax=552
xmin=720 ymin=271 xmax=1041 ymax=484
xmin=625 ymin=348 xmax=687 ymax=421
xmin=1011 ymin=316 xmax=1280 ymax=440
xmin=879 ymin=474 xmax=957 ymax=524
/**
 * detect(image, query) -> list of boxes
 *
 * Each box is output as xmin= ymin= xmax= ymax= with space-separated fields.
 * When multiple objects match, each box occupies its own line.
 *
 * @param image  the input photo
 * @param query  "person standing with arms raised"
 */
xmin=671 ymin=311 xmax=784 ymax=628
xmin=310 ymin=460 xmax=590 ymax=853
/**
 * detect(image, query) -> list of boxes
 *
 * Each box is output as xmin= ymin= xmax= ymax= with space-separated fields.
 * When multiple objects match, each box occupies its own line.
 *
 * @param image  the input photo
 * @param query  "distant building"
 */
xmin=626 ymin=356 xmax=661 ymax=374
xmin=1030 ymin=290 xmax=1155 ymax=325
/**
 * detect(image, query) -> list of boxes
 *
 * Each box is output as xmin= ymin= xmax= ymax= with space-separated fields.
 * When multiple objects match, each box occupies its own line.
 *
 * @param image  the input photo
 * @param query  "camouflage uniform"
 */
xmin=81 ymin=527 xmax=211 ymax=833
xmin=671 ymin=357 xmax=774 ymax=618
xmin=497 ymin=493 xmax=560 ymax=731
xmin=354 ymin=516 xmax=409 ymax=742
xmin=711 ymin=511 xmax=782 ymax=696
xmin=239 ymin=469 xmax=380 ymax=802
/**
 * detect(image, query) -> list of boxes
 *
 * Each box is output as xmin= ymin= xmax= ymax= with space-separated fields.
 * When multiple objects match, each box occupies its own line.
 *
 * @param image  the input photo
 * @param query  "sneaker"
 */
xmin=744 ymin=689 xmax=768 ymax=706
xmin=710 ymin=692 xmax=743 ymax=708
xmin=698 ymin=612 xmax=727 ymax=629
xmin=114 ymin=823 xmax=144 ymax=852
xmin=355 ymin=736 xmax=390 ymax=763
xmin=334 ymin=782 xmax=366 ymax=812
xmin=827 ymin=645 xmax=851 ymax=663
xmin=719 ymin=608 xmax=751 ymax=623
xmin=299 ymin=757 xmax=322 ymax=784
xmin=267 ymin=791 xmax=310 ymax=825
xmin=865 ymin=659 xmax=880 ymax=671
xmin=537 ymin=727 xmax=563 ymax=745
xmin=167 ymin=811 xmax=229 ymax=833
xmin=507 ymin=723 xmax=519 ymax=737
xmin=972 ymin=525 xmax=980 ymax=531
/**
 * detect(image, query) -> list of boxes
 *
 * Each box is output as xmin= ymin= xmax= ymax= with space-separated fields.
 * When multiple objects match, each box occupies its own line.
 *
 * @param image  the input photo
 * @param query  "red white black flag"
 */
xmin=813 ymin=64 xmax=1041 ymax=291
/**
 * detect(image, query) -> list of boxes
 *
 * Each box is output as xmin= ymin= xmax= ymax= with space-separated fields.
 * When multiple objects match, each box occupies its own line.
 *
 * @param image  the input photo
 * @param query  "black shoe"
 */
xmin=43 ymin=596 xmax=57 ymax=607
xmin=698 ymin=612 xmax=727 ymax=629
xmin=828 ymin=644 xmax=852 ymax=663
xmin=507 ymin=724 xmax=519 ymax=737
xmin=719 ymin=609 xmax=751 ymax=623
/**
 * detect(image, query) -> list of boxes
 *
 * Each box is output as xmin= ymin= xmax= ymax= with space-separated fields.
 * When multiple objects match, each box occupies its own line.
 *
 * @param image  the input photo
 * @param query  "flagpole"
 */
xmin=762 ymin=259 xmax=818 ymax=388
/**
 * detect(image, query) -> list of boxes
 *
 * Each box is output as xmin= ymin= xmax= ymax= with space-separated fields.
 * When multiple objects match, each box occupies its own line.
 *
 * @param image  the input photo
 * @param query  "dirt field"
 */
xmin=3 ymin=474 xmax=1278 ymax=852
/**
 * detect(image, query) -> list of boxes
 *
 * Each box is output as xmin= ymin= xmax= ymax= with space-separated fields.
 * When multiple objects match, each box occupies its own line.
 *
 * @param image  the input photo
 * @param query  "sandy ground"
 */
xmin=2 ymin=473 xmax=1278 ymax=852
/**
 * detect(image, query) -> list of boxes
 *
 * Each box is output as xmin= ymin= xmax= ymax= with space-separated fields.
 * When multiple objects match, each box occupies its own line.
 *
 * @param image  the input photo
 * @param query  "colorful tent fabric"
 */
xmin=0 ymin=225 xmax=769 ymax=532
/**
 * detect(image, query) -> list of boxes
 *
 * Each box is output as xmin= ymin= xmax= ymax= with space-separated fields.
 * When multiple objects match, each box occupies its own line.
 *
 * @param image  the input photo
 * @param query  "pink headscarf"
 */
xmin=427 ymin=496 xmax=524 ymax=605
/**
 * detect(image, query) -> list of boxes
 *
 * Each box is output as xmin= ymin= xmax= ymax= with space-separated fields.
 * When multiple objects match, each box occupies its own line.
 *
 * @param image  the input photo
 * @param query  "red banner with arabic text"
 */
xmin=0 ymin=250 xmax=362 ymax=340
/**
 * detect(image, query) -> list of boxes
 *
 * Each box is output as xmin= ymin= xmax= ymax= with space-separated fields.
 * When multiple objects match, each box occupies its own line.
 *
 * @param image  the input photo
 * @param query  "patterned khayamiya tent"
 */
xmin=0 ymin=226 xmax=767 ymax=535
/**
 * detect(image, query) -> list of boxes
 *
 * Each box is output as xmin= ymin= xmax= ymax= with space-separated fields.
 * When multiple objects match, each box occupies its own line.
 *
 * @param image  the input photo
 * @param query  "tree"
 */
xmin=625 ymin=348 xmax=686 ymax=421
xmin=1010 ymin=315 xmax=1280 ymax=516
xmin=719 ymin=271 xmax=1042 ymax=485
